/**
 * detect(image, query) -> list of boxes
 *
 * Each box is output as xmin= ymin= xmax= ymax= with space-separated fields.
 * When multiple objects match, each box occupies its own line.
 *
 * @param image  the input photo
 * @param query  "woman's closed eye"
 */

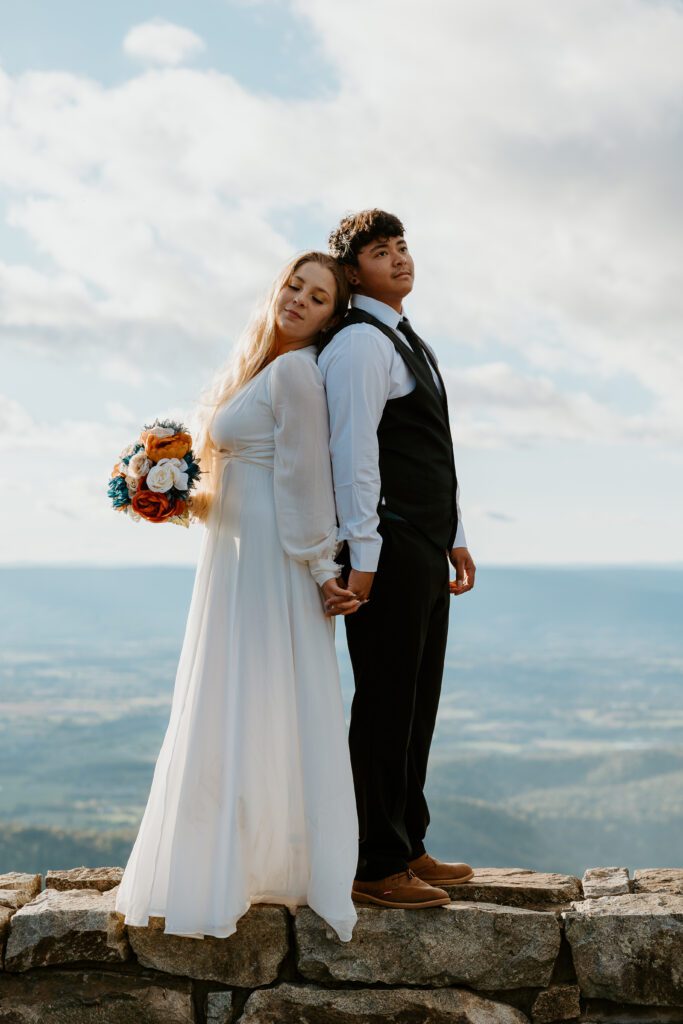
xmin=287 ymin=282 xmax=325 ymax=305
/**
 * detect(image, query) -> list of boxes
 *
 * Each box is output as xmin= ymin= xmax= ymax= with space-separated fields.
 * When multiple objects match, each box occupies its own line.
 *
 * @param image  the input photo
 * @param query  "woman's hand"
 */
xmin=187 ymin=491 xmax=211 ymax=523
xmin=321 ymin=577 xmax=363 ymax=617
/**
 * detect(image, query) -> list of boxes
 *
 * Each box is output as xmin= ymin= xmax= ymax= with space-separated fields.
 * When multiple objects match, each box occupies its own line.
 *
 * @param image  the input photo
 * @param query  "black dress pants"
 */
xmin=340 ymin=518 xmax=450 ymax=881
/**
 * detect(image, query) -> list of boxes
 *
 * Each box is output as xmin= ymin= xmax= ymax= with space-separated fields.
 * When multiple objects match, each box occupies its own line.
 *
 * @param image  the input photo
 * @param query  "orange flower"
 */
xmin=132 ymin=489 xmax=187 ymax=524
xmin=144 ymin=432 xmax=192 ymax=462
xmin=111 ymin=463 xmax=123 ymax=478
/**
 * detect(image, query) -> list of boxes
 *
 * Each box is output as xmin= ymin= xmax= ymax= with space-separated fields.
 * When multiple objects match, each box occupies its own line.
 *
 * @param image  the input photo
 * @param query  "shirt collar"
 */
xmin=351 ymin=293 xmax=404 ymax=330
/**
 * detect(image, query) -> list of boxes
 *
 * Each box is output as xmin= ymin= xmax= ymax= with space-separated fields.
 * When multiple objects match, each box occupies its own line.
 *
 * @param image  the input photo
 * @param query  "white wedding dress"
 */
xmin=114 ymin=346 xmax=359 ymax=942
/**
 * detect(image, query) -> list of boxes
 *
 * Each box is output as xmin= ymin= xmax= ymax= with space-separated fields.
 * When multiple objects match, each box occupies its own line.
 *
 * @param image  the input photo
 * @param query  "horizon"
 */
xmin=3 ymin=562 xmax=683 ymax=571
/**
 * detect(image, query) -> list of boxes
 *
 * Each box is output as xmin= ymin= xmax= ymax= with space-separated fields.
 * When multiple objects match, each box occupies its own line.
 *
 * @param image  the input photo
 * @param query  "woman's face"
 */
xmin=274 ymin=261 xmax=337 ymax=345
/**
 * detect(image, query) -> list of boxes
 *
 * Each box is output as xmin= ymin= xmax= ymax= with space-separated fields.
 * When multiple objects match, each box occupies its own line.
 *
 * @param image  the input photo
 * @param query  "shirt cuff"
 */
xmin=452 ymin=519 xmax=467 ymax=550
xmin=349 ymin=537 xmax=383 ymax=573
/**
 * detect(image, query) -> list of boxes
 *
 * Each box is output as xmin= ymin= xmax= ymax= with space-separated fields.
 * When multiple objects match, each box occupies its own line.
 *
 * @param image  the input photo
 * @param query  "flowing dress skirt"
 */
xmin=114 ymin=453 xmax=359 ymax=941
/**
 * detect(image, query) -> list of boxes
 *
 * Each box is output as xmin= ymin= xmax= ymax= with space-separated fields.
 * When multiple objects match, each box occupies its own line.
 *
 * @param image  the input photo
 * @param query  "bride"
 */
xmin=114 ymin=251 xmax=361 ymax=942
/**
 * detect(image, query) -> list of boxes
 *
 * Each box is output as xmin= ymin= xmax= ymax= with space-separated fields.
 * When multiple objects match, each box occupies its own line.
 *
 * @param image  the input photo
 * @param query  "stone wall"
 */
xmin=2 ymin=865 xmax=683 ymax=1022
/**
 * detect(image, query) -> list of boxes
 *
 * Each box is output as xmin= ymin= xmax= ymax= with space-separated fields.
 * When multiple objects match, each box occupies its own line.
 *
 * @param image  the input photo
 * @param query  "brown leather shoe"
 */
xmin=352 ymin=868 xmax=451 ymax=909
xmin=407 ymin=852 xmax=474 ymax=886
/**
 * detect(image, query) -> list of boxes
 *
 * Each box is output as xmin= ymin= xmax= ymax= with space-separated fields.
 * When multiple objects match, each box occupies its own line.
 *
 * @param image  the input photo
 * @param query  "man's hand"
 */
xmin=347 ymin=568 xmax=375 ymax=603
xmin=321 ymin=577 xmax=363 ymax=617
xmin=449 ymin=547 xmax=476 ymax=595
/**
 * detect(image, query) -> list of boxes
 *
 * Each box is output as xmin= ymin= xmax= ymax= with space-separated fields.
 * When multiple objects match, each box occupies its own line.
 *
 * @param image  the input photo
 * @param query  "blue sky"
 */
xmin=0 ymin=0 xmax=336 ymax=95
xmin=1 ymin=0 xmax=682 ymax=566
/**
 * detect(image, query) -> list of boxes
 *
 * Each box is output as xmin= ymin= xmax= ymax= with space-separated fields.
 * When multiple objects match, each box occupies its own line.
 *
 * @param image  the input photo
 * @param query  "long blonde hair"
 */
xmin=188 ymin=251 xmax=350 ymax=523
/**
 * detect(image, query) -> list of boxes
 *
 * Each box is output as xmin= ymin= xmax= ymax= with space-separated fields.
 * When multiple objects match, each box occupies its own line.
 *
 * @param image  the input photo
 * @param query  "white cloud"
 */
xmin=0 ymin=393 xmax=130 ymax=455
xmin=443 ymin=363 xmax=681 ymax=449
xmin=104 ymin=400 xmax=138 ymax=425
xmin=1 ymin=0 xmax=682 ymax=457
xmin=0 ymin=394 xmax=193 ymax=457
xmin=123 ymin=19 xmax=206 ymax=67
xmin=41 ymin=475 xmax=105 ymax=521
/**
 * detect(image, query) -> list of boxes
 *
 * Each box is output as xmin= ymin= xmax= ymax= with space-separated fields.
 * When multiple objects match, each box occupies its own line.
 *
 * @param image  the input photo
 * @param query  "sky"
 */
xmin=1 ymin=0 xmax=682 ymax=567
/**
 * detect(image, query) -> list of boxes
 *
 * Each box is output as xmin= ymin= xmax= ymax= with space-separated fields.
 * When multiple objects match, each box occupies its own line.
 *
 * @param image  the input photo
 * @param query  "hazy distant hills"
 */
xmin=427 ymin=750 xmax=683 ymax=875
xmin=4 ymin=748 xmax=683 ymax=878
xmin=0 ymin=821 xmax=135 ymax=877
xmin=2 ymin=566 xmax=682 ymax=879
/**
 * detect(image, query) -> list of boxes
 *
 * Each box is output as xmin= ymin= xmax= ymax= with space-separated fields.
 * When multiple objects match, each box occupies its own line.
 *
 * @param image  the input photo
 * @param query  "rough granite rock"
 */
xmin=563 ymin=893 xmax=683 ymax=1006
xmin=633 ymin=869 xmax=683 ymax=895
xmin=0 ymin=874 xmax=41 ymax=899
xmin=295 ymin=902 xmax=561 ymax=990
xmin=0 ymin=889 xmax=36 ymax=912
xmin=127 ymin=905 xmax=289 ymax=986
xmin=1 ymin=906 xmax=13 ymax=963
xmin=531 ymin=983 xmax=581 ymax=1023
xmin=445 ymin=868 xmax=583 ymax=908
xmin=4 ymin=887 xmax=129 ymax=971
xmin=206 ymin=990 xmax=233 ymax=1023
xmin=0 ymin=968 xmax=194 ymax=1022
xmin=45 ymin=866 xmax=124 ymax=892
xmin=582 ymin=867 xmax=631 ymax=898
xmin=238 ymin=984 xmax=530 ymax=1023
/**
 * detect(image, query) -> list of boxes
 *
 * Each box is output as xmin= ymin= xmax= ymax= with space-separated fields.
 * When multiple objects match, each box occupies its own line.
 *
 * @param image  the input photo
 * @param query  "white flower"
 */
xmin=125 ymin=475 xmax=139 ymax=496
xmin=145 ymin=425 xmax=176 ymax=438
xmin=154 ymin=456 xmax=189 ymax=491
xmin=146 ymin=461 xmax=175 ymax=492
xmin=127 ymin=451 xmax=152 ymax=478
xmin=126 ymin=505 xmax=142 ymax=521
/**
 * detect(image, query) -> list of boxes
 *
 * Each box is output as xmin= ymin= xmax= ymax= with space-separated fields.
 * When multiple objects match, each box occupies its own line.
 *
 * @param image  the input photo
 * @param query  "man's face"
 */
xmin=347 ymin=235 xmax=414 ymax=307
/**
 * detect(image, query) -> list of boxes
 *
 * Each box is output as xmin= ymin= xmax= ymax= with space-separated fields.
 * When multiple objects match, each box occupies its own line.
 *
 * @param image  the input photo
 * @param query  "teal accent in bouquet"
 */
xmin=107 ymin=418 xmax=202 ymax=527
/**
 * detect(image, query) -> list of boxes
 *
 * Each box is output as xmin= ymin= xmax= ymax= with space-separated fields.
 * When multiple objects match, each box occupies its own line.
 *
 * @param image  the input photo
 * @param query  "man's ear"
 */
xmin=344 ymin=263 xmax=360 ymax=287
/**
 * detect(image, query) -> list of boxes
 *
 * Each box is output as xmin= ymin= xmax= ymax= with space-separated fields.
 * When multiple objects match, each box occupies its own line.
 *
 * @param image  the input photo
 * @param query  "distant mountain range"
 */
xmin=5 ymin=748 xmax=683 ymax=879
xmin=2 ymin=566 xmax=682 ymax=879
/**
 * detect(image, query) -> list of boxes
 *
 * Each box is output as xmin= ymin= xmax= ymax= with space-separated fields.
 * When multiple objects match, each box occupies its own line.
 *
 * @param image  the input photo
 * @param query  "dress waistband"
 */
xmin=216 ymin=447 xmax=274 ymax=470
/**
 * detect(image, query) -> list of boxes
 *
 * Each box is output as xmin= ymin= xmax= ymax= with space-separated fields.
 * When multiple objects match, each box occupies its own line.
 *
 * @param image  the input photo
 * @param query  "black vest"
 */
xmin=329 ymin=308 xmax=459 ymax=552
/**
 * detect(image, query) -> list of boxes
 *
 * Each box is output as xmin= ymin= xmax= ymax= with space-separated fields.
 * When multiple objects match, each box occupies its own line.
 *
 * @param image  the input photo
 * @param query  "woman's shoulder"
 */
xmin=271 ymin=345 xmax=322 ymax=381
xmin=269 ymin=346 xmax=324 ymax=404
xmin=277 ymin=344 xmax=319 ymax=365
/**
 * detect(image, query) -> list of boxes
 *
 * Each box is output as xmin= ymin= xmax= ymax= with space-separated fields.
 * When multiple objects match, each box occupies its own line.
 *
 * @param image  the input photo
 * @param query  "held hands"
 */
xmin=449 ymin=546 xmax=476 ymax=595
xmin=347 ymin=569 xmax=374 ymax=603
xmin=321 ymin=569 xmax=374 ymax=617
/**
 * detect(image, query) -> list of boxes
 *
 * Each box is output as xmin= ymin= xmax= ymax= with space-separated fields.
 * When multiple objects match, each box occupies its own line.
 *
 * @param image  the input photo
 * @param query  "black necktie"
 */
xmin=397 ymin=317 xmax=440 ymax=394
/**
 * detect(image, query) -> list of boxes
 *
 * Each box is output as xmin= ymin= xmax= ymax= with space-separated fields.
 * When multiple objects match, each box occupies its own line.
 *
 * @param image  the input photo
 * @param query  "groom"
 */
xmin=318 ymin=209 xmax=476 ymax=909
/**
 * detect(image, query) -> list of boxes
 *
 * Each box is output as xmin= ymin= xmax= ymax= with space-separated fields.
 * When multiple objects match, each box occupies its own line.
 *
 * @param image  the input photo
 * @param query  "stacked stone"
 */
xmin=1 ymin=865 xmax=683 ymax=1022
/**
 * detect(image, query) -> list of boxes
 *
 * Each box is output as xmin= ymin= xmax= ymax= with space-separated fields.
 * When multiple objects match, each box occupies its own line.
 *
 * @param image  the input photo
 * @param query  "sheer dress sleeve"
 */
xmin=270 ymin=349 xmax=342 ymax=587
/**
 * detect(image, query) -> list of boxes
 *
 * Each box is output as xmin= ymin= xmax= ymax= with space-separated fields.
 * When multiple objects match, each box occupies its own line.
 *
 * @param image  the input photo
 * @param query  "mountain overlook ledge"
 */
xmin=2 ymin=865 xmax=683 ymax=1022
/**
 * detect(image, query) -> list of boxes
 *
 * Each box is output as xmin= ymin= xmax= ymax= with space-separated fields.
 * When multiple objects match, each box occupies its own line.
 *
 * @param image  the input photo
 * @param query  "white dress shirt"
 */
xmin=318 ymin=293 xmax=467 ymax=572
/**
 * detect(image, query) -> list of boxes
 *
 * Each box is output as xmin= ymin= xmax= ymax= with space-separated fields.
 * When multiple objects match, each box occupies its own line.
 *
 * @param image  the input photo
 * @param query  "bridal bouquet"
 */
xmin=108 ymin=419 xmax=202 ymax=527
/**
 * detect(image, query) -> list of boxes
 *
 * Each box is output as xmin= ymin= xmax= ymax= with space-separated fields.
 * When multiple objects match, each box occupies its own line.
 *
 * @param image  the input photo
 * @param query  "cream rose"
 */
xmin=154 ymin=457 xmax=189 ymax=491
xmin=146 ymin=461 xmax=175 ymax=493
xmin=125 ymin=475 xmax=139 ymax=496
xmin=127 ymin=451 xmax=152 ymax=478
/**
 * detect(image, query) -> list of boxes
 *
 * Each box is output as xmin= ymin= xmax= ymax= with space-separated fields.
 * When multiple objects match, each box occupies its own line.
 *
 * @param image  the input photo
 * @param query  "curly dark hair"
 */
xmin=328 ymin=208 xmax=405 ymax=266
